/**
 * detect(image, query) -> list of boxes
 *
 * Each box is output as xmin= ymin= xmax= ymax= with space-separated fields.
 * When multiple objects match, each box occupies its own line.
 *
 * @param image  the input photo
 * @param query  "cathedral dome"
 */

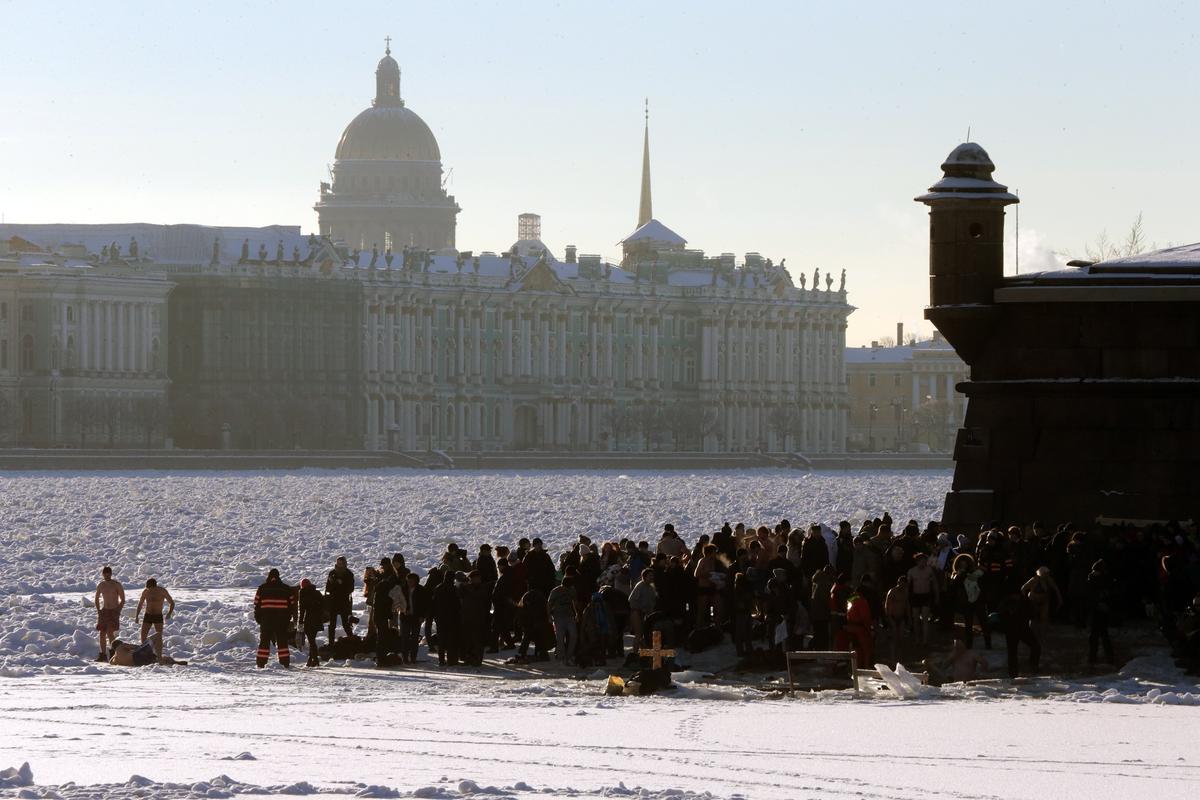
xmin=335 ymin=106 xmax=441 ymax=161
xmin=333 ymin=43 xmax=442 ymax=162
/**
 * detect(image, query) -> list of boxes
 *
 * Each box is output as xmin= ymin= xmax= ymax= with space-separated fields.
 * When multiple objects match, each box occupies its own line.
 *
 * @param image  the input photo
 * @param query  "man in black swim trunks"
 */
xmin=135 ymin=578 xmax=175 ymax=660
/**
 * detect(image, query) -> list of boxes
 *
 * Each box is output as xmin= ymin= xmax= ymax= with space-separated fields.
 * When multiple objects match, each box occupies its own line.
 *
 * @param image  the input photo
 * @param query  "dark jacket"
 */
xmin=524 ymin=549 xmax=557 ymax=594
xmin=324 ymin=566 xmax=355 ymax=606
xmin=434 ymin=578 xmax=462 ymax=625
xmin=404 ymin=583 xmax=429 ymax=619
xmin=298 ymin=585 xmax=328 ymax=630
xmin=254 ymin=578 xmax=296 ymax=627
xmin=800 ymin=535 xmax=830 ymax=577
xmin=373 ymin=571 xmax=399 ymax=617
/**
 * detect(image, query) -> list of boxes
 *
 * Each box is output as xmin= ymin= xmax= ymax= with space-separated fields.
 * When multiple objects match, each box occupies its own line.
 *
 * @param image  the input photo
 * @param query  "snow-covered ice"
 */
xmin=0 ymin=468 xmax=1197 ymax=799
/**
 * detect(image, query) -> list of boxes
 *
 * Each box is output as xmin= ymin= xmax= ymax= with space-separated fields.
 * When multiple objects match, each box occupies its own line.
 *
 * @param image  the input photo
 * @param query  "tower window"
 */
xmin=968 ymin=222 xmax=984 ymax=239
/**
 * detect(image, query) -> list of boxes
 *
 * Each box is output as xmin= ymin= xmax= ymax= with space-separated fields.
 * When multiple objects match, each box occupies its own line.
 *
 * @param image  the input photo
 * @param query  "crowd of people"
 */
xmin=95 ymin=515 xmax=1200 ymax=681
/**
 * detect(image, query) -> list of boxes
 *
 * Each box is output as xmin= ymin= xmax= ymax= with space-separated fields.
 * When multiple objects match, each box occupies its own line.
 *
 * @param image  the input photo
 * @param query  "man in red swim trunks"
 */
xmin=94 ymin=566 xmax=125 ymax=662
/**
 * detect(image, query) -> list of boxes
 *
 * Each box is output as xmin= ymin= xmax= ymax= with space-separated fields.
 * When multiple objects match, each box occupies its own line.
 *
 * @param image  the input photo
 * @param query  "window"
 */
xmin=893 ymin=374 xmax=902 ymax=387
xmin=66 ymin=305 xmax=75 ymax=323
xmin=868 ymin=373 xmax=877 ymax=387
xmin=21 ymin=305 xmax=33 ymax=322
xmin=0 ymin=302 xmax=6 ymax=320
xmin=685 ymin=358 xmax=696 ymax=384
xmin=21 ymin=335 xmax=34 ymax=371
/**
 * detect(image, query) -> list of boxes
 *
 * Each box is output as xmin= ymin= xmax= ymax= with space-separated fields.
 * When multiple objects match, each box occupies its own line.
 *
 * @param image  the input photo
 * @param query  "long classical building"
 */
xmin=0 ymin=46 xmax=852 ymax=453
xmin=0 ymin=237 xmax=171 ymax=446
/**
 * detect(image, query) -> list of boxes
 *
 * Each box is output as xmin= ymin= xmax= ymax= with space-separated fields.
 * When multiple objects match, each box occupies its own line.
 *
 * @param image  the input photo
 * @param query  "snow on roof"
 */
xmin=619 ymin=218 xmax=686 ymax=247
xmin=509 ymin=238 xmax=556 ymax=260
xmin=1095 ymin=241 xmax=1200 ymax=268
xmin=343 ymin=249 xmax=631 ymax=284
xmin=0 ymin=223 xmax=307 ymax=265
xmin=844 ymin=339 xmax=956 ymax=364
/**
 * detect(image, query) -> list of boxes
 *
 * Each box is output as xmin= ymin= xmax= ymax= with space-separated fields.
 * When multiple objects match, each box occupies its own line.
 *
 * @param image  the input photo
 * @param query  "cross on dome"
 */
xmin=385 ymin=35 xmax=391 ymax=55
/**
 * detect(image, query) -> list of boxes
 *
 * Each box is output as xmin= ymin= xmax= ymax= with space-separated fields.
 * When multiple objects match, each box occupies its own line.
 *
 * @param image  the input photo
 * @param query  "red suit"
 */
xmin=837 ymin=591 xmax=874 ymax=668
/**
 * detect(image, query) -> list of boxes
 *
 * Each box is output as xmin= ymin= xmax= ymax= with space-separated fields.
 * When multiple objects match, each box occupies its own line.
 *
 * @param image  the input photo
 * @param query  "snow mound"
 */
xmin=0 ymin=762 xmax=33 ymax=788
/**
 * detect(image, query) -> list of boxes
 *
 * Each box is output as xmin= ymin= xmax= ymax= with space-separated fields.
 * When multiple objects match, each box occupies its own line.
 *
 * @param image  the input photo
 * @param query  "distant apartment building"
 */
xmin=845 ymin=325 xmax=967 ymax=452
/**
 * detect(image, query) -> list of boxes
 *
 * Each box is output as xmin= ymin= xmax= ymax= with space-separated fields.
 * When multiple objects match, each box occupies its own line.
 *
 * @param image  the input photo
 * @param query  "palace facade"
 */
xmin=0 ymin=46 xmax=852 ymax=453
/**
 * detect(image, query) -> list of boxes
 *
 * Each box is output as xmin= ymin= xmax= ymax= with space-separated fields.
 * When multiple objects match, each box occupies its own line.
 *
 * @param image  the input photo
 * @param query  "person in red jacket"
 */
xmin=840 ymin=581 xmax=875 ymax=669
xmin=254 ymin=568 xmax=297 ymax=668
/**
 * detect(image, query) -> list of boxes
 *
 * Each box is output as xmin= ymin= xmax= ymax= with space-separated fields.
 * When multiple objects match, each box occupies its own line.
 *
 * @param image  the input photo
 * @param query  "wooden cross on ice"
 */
xmin=639 ymin=630 xmax=675 ymax=669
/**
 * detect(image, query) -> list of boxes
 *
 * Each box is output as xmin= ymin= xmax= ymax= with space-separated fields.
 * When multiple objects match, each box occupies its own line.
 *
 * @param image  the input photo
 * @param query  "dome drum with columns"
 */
xmin=315 ymin=43 xmax=459 ymax=252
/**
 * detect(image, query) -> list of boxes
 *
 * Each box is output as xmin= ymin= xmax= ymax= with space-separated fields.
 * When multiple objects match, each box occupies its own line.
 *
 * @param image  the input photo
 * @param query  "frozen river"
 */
xmin=0 ymin=468 xmax=1196 ymax=799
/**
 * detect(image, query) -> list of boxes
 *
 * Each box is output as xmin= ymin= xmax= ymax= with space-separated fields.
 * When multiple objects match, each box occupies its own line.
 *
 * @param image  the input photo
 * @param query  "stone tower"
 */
xmin=916 ymin=141 xmax=1200 ymax=531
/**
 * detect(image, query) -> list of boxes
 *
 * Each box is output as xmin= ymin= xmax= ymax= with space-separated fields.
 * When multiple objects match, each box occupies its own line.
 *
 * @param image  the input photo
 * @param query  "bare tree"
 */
xmin=767 ymin=404 xmax=802 ymax=452
xmin=638 ymin=401 xmax=667 ymax=450
xmin=136 ymin=395 xmax=167 ymax=448
xmin=666 ymin=400 xmax=715 ymax=451
xmin=912 ymin=398 xmax=954 ymax=451
xmin=1083 ymin=212 xmax=1150 ymax=262
xmin=603 ymin=405 xmax=637 ymax=451
xmin=0 ymin=389 xmax=15 ymax=446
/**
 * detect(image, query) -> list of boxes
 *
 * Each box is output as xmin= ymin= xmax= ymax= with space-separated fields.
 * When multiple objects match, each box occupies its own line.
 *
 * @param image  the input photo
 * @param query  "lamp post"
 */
xmin=890 ymin=398 xmax=905 ymax=448
xmin=868 ymin=403 xmax=878 ymax=451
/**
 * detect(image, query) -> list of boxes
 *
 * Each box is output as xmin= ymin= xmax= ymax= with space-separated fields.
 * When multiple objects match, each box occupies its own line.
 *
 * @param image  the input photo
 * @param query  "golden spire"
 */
xmin=638 ymin=98 xmax=653 ymax=228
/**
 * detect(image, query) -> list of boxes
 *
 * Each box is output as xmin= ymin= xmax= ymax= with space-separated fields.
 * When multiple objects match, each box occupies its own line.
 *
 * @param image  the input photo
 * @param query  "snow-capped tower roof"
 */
xmin=915 ymin=141 xmax=1019 ymax=203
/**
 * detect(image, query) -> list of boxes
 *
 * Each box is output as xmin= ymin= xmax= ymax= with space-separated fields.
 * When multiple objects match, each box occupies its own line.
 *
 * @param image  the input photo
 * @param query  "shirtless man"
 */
xmin=135 ymin=578 xmax=175 ymax=660
xmin=949 ymin=638 xmax=988 ymax=682
xmin=94 ymin=566 xmax=125 ymax=662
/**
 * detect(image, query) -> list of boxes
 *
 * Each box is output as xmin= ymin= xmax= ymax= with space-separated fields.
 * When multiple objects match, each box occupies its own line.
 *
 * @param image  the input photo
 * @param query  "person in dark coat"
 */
xmin=1086 ymin=559 xmax=1116 ymax=665
xmin=523 ymin=538 xmax=557 ymax=596
xmin=399 ymin=573 xmax=427 ymax=663
xmin=297 ymin=578 xmax=327 ymax=667
xmin=475 ymin=545 xmax=498 ymax=586
xmin=491 ymin=558 xmax=519 ymax=650
xmin=422 ymin=566 xmax=442 ymax=645
xmin=598 ymin=584 xmax=630 ymax=657
xmin=434 ymin=570 xmax=462 ymax=666
xmin=998 ymin=588 xmax=1040 ymax=678
xmin=324 ymin=556 xmax=355 ymax=642
xmin=515 ymin=587 xmax=552 ymax=662
xmin=372 ymin=558 xmax=399 ymax=667
xmin=799 ymin=525 xmax=831 ymax=582
xmin=458 ymin=571 xmax=490 ymax=666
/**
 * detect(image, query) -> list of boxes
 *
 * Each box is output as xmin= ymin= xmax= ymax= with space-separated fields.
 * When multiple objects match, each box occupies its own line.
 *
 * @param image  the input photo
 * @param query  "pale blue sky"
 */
xmin=3 ymin=0 xmax=1197 ymax=344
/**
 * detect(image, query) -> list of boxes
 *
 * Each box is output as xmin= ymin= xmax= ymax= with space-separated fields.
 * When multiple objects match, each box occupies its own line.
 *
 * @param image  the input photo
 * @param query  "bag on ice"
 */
xmin=132 ymin=641 xmax=157 ymax=666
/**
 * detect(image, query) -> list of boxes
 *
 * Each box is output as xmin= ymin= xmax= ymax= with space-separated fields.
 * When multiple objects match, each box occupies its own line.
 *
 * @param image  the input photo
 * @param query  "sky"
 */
xmin=2 ymin=0 xmax=1198 ymax=345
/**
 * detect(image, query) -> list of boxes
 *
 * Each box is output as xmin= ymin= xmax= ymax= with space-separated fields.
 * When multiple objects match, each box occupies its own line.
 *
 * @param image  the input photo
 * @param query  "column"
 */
xmin=520 ymin=314 xmax=531 ymax=376
xmin=649 ymin=318 xmax=659 ymax=383
xmin=456 ymin=307 xmax=465 ymax=377
xmin=502 ymin=313 xmax=512 ymax=378
xmin=911 ymin=372 xmax=920 ymax=410
xmin=557 ymin=314 xmax=567 ymax=380
xmin=473 ymin=311 xmax=482 ymax=378
xmin=541 ymin=315 xmax=551 ymax=378
xmin=604 ymin=317 xmax=613 ymax=380
xmin=423 ymin=308 xmax=433 ymax=374
xmin=383 ymin=303 xmax=394 ymax=374
xmin=588 ymin=312 xmax=598 ymax=379
xmin=80 ymin=303 xmax=90 ymax=370
xmin=634 ymin=318 xmax=644 ymax=381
